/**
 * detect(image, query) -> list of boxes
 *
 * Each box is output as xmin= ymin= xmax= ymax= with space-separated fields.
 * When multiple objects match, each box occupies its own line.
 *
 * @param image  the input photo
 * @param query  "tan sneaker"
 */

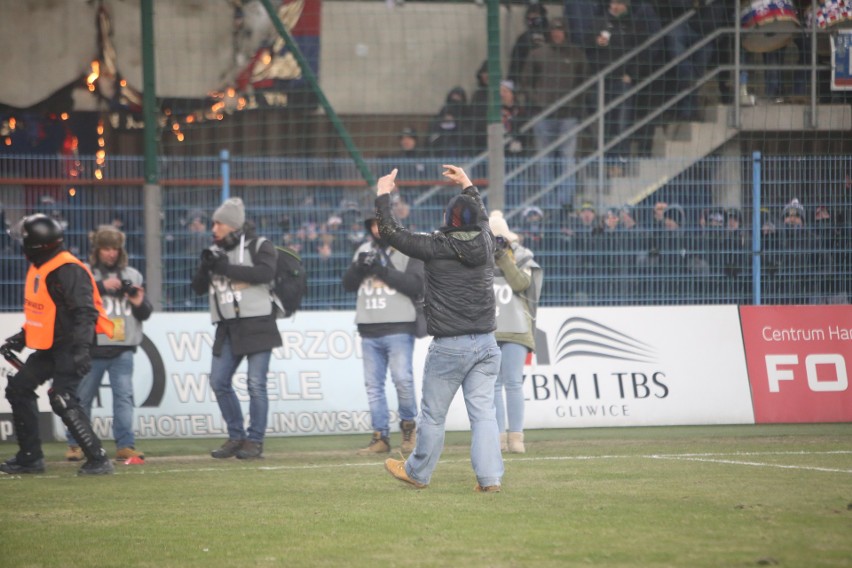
xmin=356 ymin=432 xmax=390 ymax=455
xmin=384 ymin=458 xmax=427 ymax=489
xmin=65 ymin=445 xmax=84 ymax=462
xmin=474 ymin=483 xmax=502 ymax=493
xmin=508 ymin=432 xmax=526 ymax=453
xmin=115 ymin=447 xmax=145 ymax=461
xmin=399 ymin=420 xmax=416 ymax=453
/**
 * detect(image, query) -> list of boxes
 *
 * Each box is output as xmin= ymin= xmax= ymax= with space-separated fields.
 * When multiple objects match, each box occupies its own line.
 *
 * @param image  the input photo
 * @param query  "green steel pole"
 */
xmin=141 ymin=0 xmax=162 ymax=309
xmin=486 ymin=0 xmax=501 ymax=127
xmin=486 ymin=0 xmax=504 ymax=211
xmin=258 ymin=0 xmax=375 ymax=187
xmin=141 ymin=0 xmax=158 ymax=184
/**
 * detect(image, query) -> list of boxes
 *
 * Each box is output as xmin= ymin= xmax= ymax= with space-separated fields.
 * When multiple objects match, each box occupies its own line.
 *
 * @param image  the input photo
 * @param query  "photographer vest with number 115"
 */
xmin=354 ymin=245 xmax=416 ymax=325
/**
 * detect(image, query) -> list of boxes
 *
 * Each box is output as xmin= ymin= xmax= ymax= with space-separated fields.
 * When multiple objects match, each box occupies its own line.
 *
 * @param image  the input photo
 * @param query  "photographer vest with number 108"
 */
xmin=354 ymin=244 xmax=416 ymax=325
xmin=209 ymin=241 xmax=274 ymax=322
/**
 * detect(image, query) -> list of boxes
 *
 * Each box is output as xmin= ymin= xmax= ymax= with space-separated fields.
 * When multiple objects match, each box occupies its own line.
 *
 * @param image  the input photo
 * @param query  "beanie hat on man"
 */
xmin=444 ymin=194 xmax=480 ymax=229
xmin=213 ymin=197 xmax=246 ymax=230
xmin=89 ymin=224 xmax=128 ymax=268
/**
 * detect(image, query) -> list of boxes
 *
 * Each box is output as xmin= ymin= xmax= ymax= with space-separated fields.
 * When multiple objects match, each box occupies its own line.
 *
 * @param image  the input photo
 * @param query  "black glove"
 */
xmin=494 ymin=236 xmax=509 ymax=260
xmin=211 ymin=254 xmax=230 ymax=276
xmin=370 ymin=263 xmax=389 ymax=279
xmin=3 ymin=330 xmax=25 ymax=352
xmin=357 ymin=251 xmax=376 ymax=268
xmin=72 ymin=344 xmax=92 ymax=378
xmin=200 ymin=247 xmax=226 ymax=271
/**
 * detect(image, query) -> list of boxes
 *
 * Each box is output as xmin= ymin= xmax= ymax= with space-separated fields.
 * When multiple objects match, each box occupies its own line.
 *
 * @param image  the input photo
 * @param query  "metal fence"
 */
xmin=0 ymin=153 xmax=849 ymax=311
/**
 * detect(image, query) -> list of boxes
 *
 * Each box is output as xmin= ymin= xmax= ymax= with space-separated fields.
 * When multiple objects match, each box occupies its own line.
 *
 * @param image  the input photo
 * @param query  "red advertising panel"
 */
xmin=740 ymin=305 xmax=852 ymax=423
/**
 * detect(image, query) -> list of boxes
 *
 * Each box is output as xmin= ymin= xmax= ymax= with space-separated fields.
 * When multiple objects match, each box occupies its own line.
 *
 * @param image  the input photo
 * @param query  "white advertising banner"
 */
xmin=0 ymin=306 xmax=755 ymax=442
xmin=52 ymin=312 xmax=377 ymax=440
xmin=512 ymin=306 xmax=756 ymax=428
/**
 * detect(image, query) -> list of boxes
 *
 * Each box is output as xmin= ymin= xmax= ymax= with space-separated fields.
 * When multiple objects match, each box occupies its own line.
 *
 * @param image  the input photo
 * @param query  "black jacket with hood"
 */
xmin=375 ymin=185 xmax=496 ymax=338
xmin=191 ymin=223 xmax=282 ymax=356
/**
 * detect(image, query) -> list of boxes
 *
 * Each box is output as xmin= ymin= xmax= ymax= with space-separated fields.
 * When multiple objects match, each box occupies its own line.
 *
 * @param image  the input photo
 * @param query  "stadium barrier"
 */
xmin=1 ymin=304 xmax=849 ymax=443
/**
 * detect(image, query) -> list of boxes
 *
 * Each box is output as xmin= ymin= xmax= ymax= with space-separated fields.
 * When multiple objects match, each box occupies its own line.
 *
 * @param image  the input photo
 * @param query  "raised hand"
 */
xmin=377 ymin=169 xmax=398 ymax=196
xmin=442 ymin=164 xmax=472 ymax=188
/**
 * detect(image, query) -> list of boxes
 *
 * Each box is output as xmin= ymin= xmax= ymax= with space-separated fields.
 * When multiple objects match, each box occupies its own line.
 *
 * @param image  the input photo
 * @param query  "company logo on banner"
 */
xmin=21 ymin=313 xmax=374 ymax=441
xmin=504 ymin=306 xmax=755 ymax=429
xmin=740 ymin=305 xmax=852 ymax=423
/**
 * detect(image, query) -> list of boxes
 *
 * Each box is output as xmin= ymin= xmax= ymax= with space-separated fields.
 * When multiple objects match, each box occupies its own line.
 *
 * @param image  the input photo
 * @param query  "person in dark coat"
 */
xmin=379 ymin=165 xmax=503 ymax=493
xmin=191 ymin=197 xmax=283 ymax=460
xmin=2 ymin=214 xmax=115 ymax=476
xmin=428 ymin=86 xmax=473 ymax=159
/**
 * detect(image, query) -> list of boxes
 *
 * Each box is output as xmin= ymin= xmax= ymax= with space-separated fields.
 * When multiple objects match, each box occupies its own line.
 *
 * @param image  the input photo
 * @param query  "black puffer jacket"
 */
xmin=375 ymin=186 xmax=496 ymax=338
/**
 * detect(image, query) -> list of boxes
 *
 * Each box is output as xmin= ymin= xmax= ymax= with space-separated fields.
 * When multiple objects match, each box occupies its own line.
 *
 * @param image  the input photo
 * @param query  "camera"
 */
xmin=201 ymin=246 xmax=227 ymax=265
xmin=358 ymin=250 xmax=379 ymax=268
xmin=119 ymin=279 xmax=140 ymax=298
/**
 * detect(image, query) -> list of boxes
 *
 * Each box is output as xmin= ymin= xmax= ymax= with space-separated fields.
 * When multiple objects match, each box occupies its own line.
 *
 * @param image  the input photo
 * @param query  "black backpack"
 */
xmin=272 ymin=244 xmax=307 ymax=317
xmin=253 ymin=238 xmax=307 ymax=318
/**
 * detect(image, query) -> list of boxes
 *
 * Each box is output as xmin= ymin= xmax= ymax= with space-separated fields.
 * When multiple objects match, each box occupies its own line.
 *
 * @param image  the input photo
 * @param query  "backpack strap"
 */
xmin=250 ymin=237 xmax=288 ymax=317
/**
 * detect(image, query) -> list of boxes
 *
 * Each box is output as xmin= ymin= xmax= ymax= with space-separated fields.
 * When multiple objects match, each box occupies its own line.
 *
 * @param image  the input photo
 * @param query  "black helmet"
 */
xmin=22 ymin=214 xmax=64 ymax=255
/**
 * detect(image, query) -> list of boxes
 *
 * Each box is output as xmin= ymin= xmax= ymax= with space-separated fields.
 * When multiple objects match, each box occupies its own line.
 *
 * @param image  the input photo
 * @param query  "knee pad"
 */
xmin=5 ymin=380 xmax=37 ymax=404
xmin=48 ymin=388 xmax=81 ymax=418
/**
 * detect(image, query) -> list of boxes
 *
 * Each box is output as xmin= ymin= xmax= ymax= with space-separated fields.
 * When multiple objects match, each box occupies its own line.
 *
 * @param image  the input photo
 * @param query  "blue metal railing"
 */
xmin=1 ymin=153 xmax=850 ymax=311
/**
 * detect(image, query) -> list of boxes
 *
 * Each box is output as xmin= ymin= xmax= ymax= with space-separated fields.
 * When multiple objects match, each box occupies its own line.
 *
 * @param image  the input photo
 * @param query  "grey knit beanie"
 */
xmin=212 ymin=197 xmax=245 ymax=230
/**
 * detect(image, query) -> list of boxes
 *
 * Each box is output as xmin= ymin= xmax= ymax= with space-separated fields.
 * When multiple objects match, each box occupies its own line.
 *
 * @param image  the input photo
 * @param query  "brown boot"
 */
xmin=356 ymin=432 xmax=390 ymax=455
xmin=508 ymin=432 xmax=525 ymax=453
xmin=65 ymin=445 xmax=84 ymax=462
xmin=385 ymin=458 xmax=427 ymax=489
xmin=115 ymin=447 xmax=145 ymax=461
xmin=235 ymin=441 xmax=263 ymax=460
xmin=211 ymin=439 xmax=244 ymax=459
xmin=400 ymin=420 xmax=416 ymax=453
xmin=499 ymin=433 xmax=508 ymax=452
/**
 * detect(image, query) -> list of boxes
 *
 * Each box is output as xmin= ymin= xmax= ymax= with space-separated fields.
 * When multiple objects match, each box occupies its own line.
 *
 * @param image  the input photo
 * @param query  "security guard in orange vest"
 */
xmin=1 ymin=214 xmax=115 ymax=476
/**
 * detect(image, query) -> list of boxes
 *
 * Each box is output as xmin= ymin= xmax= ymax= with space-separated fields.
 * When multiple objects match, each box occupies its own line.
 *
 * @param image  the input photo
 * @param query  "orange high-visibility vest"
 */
xmin=24 ymin=251 xmax=115 ymax=350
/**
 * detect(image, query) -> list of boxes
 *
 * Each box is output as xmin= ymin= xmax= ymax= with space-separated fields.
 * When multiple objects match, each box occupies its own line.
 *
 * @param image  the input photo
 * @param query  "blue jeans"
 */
xmin=762 ymin=35 xmax=808 ymax=98
xmin=405 ymin=333 xmax=503 ymax=487
xmin=67 ymin=350 xmax=136 ymax=449
xmin=533 ymin=118 xmax=578 ymax=207
xmin=494 ymin=342 xmax=528 ymax=434
xmin=362 ymin=333 xmax=417 ymax=438
xmin=210 ymin=336 xmax=272 ymax=443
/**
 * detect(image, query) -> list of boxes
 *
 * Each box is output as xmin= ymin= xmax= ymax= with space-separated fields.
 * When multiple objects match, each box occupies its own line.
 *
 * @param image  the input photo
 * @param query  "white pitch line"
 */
xmin=651 ymin=450 xmax=852 ymax=458
xmin=648 ymin=455 xmax=852 ymax=474
xmin=2 ymin=450 xmax=851 ymax=479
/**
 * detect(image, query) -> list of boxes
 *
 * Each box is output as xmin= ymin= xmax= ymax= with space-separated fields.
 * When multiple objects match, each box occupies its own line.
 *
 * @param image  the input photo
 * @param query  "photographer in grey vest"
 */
xmin=342 ymin=213 xmax=425 ymax=455
xmin=490 ymin=210 xmax=542 ymax=454
xmin=191 ymin=197 xmax=282 ymax=460
xmin=65 ymin=225 xmax=152 ymax=463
